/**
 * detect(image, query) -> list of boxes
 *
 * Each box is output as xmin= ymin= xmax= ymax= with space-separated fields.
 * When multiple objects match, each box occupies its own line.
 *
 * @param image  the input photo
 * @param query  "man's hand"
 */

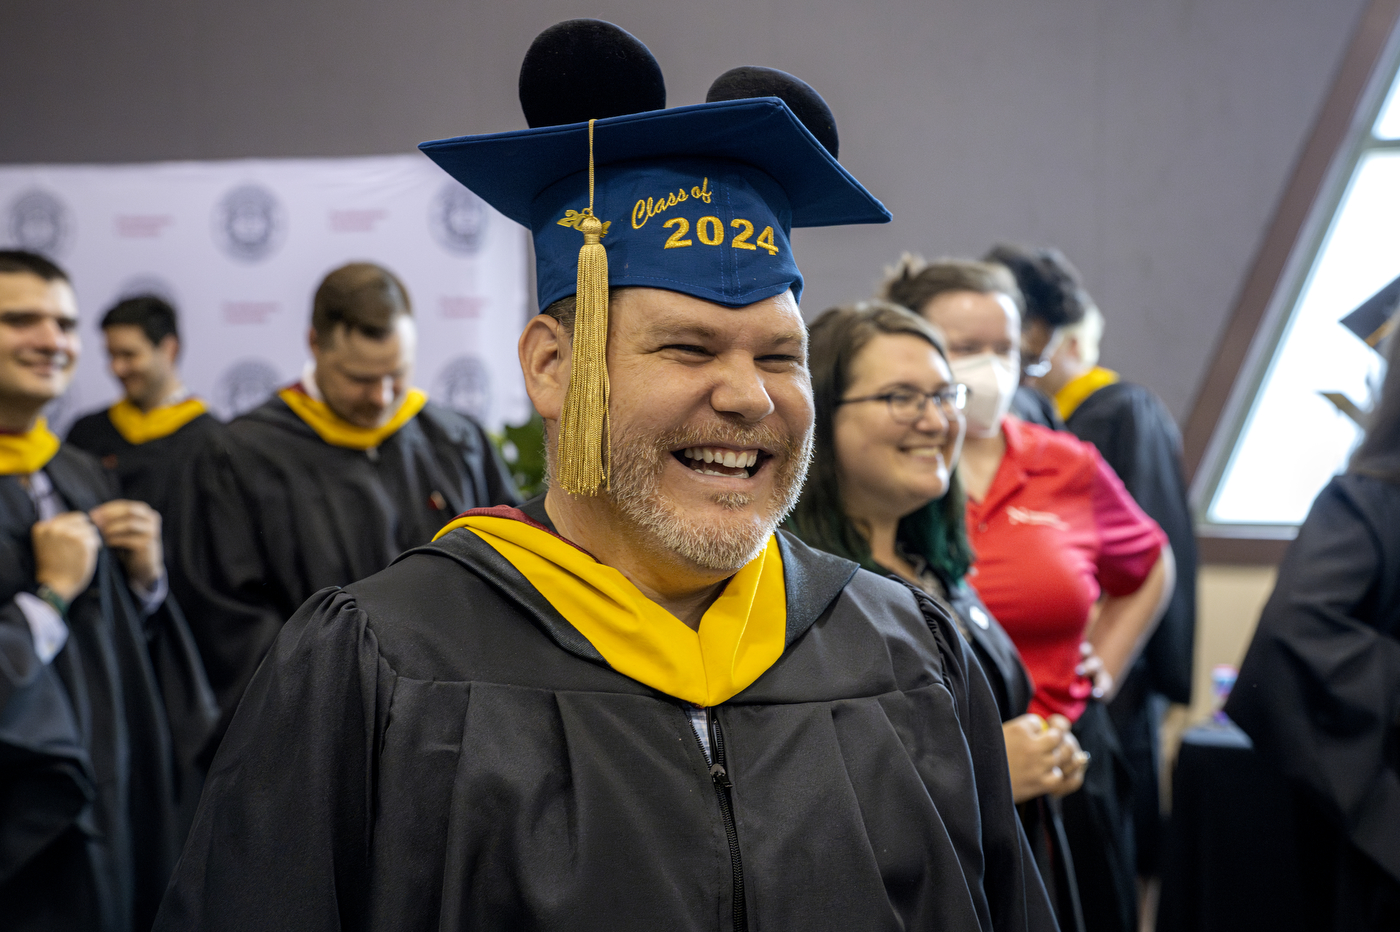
xmin=89 ymin=500 xmax=163 ymax=590
xmin=32 ymin=512 xmax=101 ymax=603
xmin=1002 ymin=712 xmax=1090 ymax=803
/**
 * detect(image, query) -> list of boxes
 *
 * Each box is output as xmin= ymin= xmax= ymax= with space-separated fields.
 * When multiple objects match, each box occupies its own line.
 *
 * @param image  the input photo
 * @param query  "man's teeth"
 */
xmin=681 ymin=447 xmax=759 ymax=469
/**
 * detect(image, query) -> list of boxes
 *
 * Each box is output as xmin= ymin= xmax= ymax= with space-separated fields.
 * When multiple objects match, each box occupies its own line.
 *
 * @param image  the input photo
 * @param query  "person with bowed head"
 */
xmin=1226 ymin=324 xmax=1400 ymax=930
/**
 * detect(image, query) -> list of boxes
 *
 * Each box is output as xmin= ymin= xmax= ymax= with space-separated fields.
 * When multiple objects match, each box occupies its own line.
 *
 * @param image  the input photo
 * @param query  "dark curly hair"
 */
xmin=983 ymin=243 xmax=1092 ymax=329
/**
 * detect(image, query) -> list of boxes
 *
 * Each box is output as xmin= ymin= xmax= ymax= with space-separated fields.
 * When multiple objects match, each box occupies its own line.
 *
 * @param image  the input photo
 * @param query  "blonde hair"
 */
xmin=1060 ymin=304 xmax=1105 ymax=367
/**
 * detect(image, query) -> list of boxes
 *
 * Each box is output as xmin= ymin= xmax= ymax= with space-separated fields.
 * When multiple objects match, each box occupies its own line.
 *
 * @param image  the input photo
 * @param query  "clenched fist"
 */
xmin=89 ymin=500 xmax=163 ymax=590
xmin=32 ymin=512 xmax=102 ymax=603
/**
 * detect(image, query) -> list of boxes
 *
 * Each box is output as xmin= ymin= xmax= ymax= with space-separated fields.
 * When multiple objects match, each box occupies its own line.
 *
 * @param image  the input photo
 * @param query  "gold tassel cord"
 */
xmin=557 ymin=119 xmax=611 ymax=495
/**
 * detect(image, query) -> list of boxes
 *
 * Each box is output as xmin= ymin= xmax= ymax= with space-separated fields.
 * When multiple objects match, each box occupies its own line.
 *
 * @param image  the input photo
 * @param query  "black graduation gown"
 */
xmin=0 ymin=445 xmax=218 ymax=932
xmin=1066 ymin=380 xmax=1196 ymax=877
xmin=1012 ymin=385 xmax=1066 ymax=432
xmin=1225 ymin=474 xmax=1400 ymax=930
xmin=156 ymin=514 xmax=1059 ymax=932
xmin=166 ymin=395 xmax=519 ymax=730
xmin=942 ymin=579 xmax=1086 ymax=932
xmin=66 ymin=407 xmax=222 ymax=528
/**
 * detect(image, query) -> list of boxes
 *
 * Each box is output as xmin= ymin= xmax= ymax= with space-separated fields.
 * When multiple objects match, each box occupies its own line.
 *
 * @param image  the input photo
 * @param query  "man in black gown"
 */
xmin=1003 ymin=246 xmax=1196 ymax=881
xmin=67 ymin=294 xmax=220 ymax=525
xmin=0 ymin=251 xmax=217 ymax=932
xmin=1226 ymin=314 xmax=1400 ymax=930
xmin=155 ymin=21 xmax=1056 ymax=932
xmin=166 ymin=261 xmax=518 ymax=731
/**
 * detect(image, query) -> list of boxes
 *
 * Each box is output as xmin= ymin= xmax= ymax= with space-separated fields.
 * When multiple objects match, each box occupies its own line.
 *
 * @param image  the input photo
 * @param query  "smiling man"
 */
xmin=164 ymin=261 xmax=519 ymax=736
xmin=155 ymin=21 xmax=1055 ymax=932
xmin=66 ymin=294 xmax=220 ymax=524
xmin=0 ymin=251 xmax=216 ymax=932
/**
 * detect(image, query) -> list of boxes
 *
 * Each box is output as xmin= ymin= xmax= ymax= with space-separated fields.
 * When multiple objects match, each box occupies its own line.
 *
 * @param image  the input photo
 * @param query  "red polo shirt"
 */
xmin=965 ymin=416 xmax=1166 ymax=721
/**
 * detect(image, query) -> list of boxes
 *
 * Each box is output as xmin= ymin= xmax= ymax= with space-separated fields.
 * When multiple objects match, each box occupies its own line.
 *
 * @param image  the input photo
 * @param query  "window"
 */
xmin=1194 ymin=20 xmax=1400 ymax=536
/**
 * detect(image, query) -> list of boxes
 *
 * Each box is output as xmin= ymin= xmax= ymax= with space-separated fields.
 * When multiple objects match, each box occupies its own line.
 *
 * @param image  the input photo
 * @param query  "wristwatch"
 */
xmin=34 ymin=583 xmax=70 ymax=618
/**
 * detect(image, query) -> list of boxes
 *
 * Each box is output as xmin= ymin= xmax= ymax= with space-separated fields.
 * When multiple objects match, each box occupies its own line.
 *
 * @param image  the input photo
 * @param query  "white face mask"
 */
xmin=948 ymin=352 xmax=1018 ymax=438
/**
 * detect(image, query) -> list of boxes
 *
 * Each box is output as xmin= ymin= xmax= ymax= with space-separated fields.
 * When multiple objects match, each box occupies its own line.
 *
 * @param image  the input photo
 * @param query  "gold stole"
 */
xmin=0 ymin=418 xmax=61 ymax=475
xmin=278 ymin=386 xmax=427 ymax=450
xmin=108 ymin=397 xmax=208 ymax=444
xmin=1055 ymin=366 xmax=1120 ymax=420
xmin=435 ymin=513 xmax=787 ymax=706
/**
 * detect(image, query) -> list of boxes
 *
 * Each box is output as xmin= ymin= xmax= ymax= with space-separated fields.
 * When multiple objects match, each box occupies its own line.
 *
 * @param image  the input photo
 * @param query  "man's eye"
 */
xmin=665 ymin=344 xmax=711 ymax=356
xmin=57 ymin=320 xmax=78 ymax=333
xmin=888 ymin=391 xmax=920 ymax=406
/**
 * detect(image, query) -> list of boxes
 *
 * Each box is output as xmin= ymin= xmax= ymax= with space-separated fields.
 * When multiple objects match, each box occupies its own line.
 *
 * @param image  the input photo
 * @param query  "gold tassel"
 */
xmin=557 ymin=119 xmax=611 ymax=495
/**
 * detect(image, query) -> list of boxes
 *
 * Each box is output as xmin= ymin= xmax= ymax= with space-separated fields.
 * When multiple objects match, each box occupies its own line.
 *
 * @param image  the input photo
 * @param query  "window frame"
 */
xmin=1184 ymin=0 xmax=1400 ymax=563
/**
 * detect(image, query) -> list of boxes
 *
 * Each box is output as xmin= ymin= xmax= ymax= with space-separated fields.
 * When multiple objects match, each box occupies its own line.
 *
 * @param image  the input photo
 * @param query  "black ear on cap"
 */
xmin=519 ymin=19 xmax=666 ymax=128
xmin=706 ymin=66 xmax=838 ymax=159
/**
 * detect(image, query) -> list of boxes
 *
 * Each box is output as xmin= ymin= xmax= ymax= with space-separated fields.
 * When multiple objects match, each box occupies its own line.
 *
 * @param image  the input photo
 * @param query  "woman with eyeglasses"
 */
xmin=786 ymin=300 xmax=1089 ymax=932
xmin=880 ymin=257 xmax=1173 ymax=932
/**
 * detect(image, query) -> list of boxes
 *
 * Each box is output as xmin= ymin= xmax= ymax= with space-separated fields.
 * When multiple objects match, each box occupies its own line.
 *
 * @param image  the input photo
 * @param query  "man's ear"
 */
xmin=158 ymin=333 xmax=180 ymax=364
xmin=519 ymin=314 xmax=570 ymax=423
xmin=1062 ymin=333 xmax=1083 ymax=364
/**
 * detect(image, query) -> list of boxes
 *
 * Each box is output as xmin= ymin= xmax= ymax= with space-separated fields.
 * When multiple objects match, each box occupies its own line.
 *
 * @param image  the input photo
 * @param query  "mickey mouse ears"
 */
xmin=419 ymin=19 xmax=888 ymax=229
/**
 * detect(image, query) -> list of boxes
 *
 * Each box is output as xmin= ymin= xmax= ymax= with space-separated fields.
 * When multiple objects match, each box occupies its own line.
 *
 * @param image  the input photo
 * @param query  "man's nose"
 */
xmin=35 ymin=318 xmax=69 ymax=352
xmin=710 ymin=357 xmax=775 ymax=422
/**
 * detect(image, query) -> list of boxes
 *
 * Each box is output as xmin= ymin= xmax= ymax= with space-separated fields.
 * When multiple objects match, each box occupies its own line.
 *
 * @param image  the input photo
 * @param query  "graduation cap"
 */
xmin=420 ymin=19 xmax=890 ymax=495
xmin=1341 ymin=272 xmax=1400 ymax=351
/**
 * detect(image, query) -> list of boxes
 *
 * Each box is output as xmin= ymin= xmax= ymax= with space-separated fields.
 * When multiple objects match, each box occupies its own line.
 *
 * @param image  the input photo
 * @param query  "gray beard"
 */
xmin=604 ymin=420 xmax=813 ymax=573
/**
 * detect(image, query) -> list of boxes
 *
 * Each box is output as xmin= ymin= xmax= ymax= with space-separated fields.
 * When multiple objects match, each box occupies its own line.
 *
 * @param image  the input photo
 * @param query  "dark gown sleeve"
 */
xmin=1012 ymin=385 xmax=1066 ymax=432
xmin=0 ymin=598 xmax=96 ymax=882
xmin=907 ymin=588 xmax=1061 ymax=932
xmin=1069 ymin=385 xmax=1196 ymax=703
xmin=154 ymin=588 xmax=386 ymax=932
xmin=165 ymin=432 xmax=290 ymax=728
xmin=1226 ymin=477 xmax=1400 ymax=884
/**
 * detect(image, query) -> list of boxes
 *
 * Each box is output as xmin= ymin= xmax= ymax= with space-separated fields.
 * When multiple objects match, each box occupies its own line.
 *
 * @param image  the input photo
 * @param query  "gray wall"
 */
xmin=2 ymin=0 xmax=1369 ymax=418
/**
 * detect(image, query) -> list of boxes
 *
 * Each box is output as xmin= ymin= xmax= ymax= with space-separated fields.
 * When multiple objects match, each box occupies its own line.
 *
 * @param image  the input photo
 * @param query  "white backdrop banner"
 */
xmin=0 ymin=155 xmax=532 ymax=434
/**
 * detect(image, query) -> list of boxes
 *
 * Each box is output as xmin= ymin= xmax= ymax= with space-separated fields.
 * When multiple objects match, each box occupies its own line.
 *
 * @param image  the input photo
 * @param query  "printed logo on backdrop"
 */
xmin=7 ymin=189 xmax=71 ymax=257
xmin=429 ymin=184 xmax=487 ymax=255
xmin=214 ymin=358 xmax=283 ymax=419
xmin=213 ymin=184 xmax=285 ymax=262
xmin=433 ymin=356 xmax=491 ymax=422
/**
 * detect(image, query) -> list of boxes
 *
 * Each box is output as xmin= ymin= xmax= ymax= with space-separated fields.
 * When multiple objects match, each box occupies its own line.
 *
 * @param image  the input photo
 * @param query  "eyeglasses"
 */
xmin=1022 ymin=357 xmax=1051 ymax=379
xmin=837 ymin=384 xmax=969 ymax=424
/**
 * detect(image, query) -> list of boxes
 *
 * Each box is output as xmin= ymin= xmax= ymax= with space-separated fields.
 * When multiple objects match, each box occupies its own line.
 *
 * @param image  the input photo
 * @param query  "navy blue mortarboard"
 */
xmin=418 ymin=20 xmax=890 ymax=493
xmin=1341 ymin=272 xmax=1400 ymax=352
